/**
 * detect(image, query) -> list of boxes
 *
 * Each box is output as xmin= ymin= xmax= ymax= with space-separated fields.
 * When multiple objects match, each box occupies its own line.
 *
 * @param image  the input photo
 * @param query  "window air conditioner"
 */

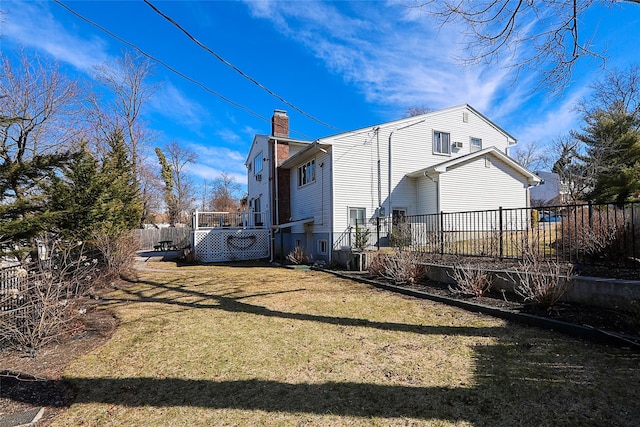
xmin=255 ymin=174 xmax=262 ymax=182
xmin=453 ymin=141 xmax=463 ymax=149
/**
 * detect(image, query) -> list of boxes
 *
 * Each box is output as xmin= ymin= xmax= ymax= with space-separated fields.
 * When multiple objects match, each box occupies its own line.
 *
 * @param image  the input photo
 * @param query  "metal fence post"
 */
xmin=440 ymin=211 xmax=444 ymax=255
xmin=499 ymin=207 xmax=504 ymax=259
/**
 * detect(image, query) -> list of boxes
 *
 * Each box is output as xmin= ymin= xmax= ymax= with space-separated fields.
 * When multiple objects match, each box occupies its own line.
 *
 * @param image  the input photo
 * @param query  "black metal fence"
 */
xmin=337 ymin=202 xmax=639 ymax=266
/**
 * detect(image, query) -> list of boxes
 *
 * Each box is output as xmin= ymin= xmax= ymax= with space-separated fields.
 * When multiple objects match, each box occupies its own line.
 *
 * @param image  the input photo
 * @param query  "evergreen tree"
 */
xmin=574 ymin=67 xmax=640 ymax=203
xmin=575 ymin=103 xmax=640 ymax=203
xmin=97 ymin=129 xmax=143 ymax=235
xmin=48 ymin=142 xmax=102 ymax=242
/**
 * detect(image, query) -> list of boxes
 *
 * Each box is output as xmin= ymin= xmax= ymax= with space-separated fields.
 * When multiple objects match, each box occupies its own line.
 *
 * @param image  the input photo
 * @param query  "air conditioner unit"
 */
xmin=255 ymin=174 xmax=262 ymax=182
xmin=453 ymin=141 xmax=463 ymax=149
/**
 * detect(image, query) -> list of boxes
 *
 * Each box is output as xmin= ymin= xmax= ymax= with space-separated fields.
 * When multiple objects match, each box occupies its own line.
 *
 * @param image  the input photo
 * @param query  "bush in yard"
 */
xmin=368 ymin=250 xmax=427 ymax=286
xmin=510 ymin=253 xmax=573 ymax=309
xmin=0 ymin=242 xmax=99 ymax=353
xmin=557 ymin=205 xmax=629 ymax=263
xmin=287 ymin=246 xmax=308 ymax=265
xmin=354 ymin=223 xmax=371 ymax=251
xmin=92 ymin=229 xmax=140 ymax=281
xmin=448 ymin=262 xmax=493 ymax=297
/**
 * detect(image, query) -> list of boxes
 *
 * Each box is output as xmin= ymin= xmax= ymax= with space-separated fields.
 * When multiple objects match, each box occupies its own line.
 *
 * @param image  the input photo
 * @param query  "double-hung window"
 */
xmin=254 ymin=152 xmax=263 ymax=174
xmin=433 ymin=131 xmax=451 ymax=155
xmin=297 ymin=159 xmax=316 ymax=187
xmin=349 ymin=207 xmax=366 ymax=227
xmin=470 ymin=137 xmax=482 ymax=153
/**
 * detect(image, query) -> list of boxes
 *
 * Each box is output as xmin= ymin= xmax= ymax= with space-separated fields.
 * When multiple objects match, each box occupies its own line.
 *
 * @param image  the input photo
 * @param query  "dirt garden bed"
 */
xmin=331 ymin=253 xmax=640 ymax=348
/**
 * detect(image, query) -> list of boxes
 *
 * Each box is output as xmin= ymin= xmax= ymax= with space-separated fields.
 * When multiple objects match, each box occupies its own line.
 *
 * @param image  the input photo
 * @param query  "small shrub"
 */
xmin=0 ymin=242 xmax=99 ymax=354
xmin=287 ymin=246 xmax=308 ymax=265
xmin=389 ymin=221 xmax=411 ymax=249
xmin=354 ymin=224 xmax=371 ymax=251
xmin=368 ymin=250 xmax=426 ymax=285
xmin=448 ymin=263 xmax=493 ymax=297
xmin=510 ymin=254 xmax=573 ymax=309
xmin=92 ymin=230 xmax=139 ymax=280
xmin=557 ymin=206 xmax=628 ymax=263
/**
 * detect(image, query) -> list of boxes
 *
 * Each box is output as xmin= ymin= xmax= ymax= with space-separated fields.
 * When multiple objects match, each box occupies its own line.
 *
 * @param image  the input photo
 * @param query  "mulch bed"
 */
xmin=0 ymin=303 xmax=118 ymax=426
xmin=339 ymin=253 xmax=640 ymax=346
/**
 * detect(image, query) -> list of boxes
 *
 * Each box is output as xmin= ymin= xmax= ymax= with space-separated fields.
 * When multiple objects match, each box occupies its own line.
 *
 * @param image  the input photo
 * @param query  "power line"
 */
xmin=143 ymin=0 xmax=344 ymax=133
xmin=52 ymin=0 xmax=314 ymax=140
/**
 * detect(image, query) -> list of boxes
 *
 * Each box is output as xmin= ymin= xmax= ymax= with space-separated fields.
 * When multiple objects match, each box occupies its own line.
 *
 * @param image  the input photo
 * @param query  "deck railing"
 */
xmin=193 ymin=210 xmax=268 ymax=230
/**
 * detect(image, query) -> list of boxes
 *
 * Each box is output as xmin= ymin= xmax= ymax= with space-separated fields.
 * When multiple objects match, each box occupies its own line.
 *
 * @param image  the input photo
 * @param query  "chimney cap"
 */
xmin=273 ymin=109 xmax=287 ymax=115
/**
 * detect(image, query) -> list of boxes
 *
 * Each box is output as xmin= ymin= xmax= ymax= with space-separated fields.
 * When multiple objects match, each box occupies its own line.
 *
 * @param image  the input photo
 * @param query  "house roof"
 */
xmin=278 ymin=141 xmax=332 ymax=169
xmin=406 ymin=147 xmax=541 ymax=184
xmin=244 ymin=134 xmax=312 ymax=165
xmin=319 ymin=104 xmax=517 ymax=145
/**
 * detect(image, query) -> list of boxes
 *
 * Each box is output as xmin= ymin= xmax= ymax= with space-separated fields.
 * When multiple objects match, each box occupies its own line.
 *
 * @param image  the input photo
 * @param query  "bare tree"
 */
xmin=209 ymin=172 xmax=241 ymax=212
xmin=163 ymin=140 xmax=197 ymax=223
xmin=511 ymin=140 xmax=546 ymax=170
xmin=417 ymin=0 xmax=640 ymax=93
xmin=89 ymin=51 xmax=159 ymax=225
xmin=404 ymin=105 xmax=434 ymax=117
xmin=0 ymin=52 xmax=83 ymax=259
xmin=1 ymin=52 xmax=82 ymax=170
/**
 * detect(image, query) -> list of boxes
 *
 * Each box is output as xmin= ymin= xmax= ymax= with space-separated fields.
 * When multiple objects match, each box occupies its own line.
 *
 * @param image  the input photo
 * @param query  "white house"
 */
xmin=246 ymin=105 xmax=541 ymax=264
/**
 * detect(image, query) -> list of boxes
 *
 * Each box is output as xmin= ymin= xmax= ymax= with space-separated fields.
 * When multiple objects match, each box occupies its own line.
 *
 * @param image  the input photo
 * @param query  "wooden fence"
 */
xmin=134 ymin=227 xmax=192 ymax=251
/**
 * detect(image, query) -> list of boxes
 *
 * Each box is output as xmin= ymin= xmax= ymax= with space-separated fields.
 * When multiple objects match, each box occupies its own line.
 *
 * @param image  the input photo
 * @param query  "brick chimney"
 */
xmin=271 ymin=110 xmax=289 ymax=138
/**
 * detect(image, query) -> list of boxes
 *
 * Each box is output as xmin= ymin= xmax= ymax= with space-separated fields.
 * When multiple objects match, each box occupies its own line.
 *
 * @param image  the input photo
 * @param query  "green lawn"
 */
xmin=54 ymin=261 xmax=640 ymax=426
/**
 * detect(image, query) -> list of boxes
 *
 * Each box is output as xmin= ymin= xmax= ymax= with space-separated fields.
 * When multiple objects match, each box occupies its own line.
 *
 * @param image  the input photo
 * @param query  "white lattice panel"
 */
xmin=193 ymin=229 xmax=270 ymax=262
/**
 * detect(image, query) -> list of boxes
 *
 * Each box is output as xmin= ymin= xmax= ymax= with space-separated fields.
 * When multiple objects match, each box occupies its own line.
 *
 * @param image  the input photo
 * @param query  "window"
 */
xmin=318 ymin=240 xmax=328 ymax=255
xmin=254 ymin=152 xmax=263 ymax=174
xmin=297 ymin=159 xmax=316 ymax=187
xmin=254 ymin=197 xmax=262 ymax=225
xmin=470 ymin=137 xmax=482 ymax=153
xmin=349 ymin=207 xmax=366 ymax=227
xmin=433 ymin=131 xmax=450 ymax=155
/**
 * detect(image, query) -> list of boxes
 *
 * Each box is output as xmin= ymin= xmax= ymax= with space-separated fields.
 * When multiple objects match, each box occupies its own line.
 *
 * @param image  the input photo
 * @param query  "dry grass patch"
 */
xmin=49 ymin=260 xmax=640 ymax=426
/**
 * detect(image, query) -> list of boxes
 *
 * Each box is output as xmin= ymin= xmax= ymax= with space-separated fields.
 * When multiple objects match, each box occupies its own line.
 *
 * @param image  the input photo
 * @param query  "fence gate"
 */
xmin=193 ymin=229 xmax=270 ymax=262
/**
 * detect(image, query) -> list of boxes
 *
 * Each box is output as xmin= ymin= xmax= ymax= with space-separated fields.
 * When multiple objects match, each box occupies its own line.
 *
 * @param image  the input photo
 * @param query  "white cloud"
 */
xmin=242 ymin=0 xmax=522 ymax=117
xmin=512 ymin=88 xmax=588 ymax=146
xmin=150 ymin=83 xmax=208 ymax=129
xmin=2 ymin=1 xmax=111 ymax=73
xmin=188 ymin=143 xmax=246 ymax=173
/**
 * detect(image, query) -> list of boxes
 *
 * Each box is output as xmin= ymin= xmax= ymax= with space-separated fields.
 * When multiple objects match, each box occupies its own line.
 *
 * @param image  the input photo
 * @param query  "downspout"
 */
xmin=270 ymin=139 xmax=279 ymax=263
xmin=388 ymin=130 xmax=395 ymax=219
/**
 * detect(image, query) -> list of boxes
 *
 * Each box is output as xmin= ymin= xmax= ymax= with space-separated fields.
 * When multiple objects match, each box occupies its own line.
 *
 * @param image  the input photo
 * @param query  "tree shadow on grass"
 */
xmin=5 ymin=349 xmax=640 ymax=426
xmin=105 ymin=280 xmax=505 ymax=338
xmin=6 ymin=275 xmax=639 ymax=425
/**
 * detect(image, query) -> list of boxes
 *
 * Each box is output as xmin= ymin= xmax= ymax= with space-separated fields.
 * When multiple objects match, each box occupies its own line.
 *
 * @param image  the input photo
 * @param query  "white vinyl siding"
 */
xmin=288 ymin=152 xmax=331 ymax=234
xmin=439 ymin=155 xmax=528 ymax=213
xmin=329 ymin=106 xmax=515 ymax=235
xmin=416 ymin=176 xmax=438 ymax=214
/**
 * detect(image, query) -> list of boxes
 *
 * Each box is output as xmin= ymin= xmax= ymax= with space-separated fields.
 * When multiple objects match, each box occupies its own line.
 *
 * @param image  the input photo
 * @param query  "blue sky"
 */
xmin=2 ymin=1 xmax=639 ymax=196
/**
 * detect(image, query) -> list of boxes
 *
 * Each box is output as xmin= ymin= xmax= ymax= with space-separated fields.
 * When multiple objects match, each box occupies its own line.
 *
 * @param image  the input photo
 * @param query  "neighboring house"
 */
xmin=530 ymin=171 xmax=569 ymax=206
xmin=246 ymin=105 xmax=541 ymax=264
